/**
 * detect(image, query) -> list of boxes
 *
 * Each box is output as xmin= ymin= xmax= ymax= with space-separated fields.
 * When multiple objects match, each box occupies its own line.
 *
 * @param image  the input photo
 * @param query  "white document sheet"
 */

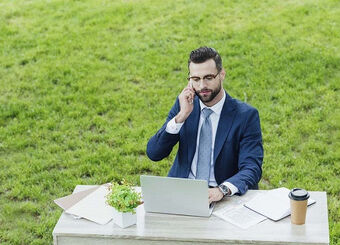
xmin=213 ymin=202 xmax=267 ymax=229
xmin=65 ymin=185 xmax=114 ymax=225
xmin=244 ymin=187 xmax=316 ymax=221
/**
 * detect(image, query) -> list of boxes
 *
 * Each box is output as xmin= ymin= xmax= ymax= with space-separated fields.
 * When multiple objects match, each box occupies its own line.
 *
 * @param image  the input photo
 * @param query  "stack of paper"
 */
xmin=244 ymin=187 xmax=316 ymax=221
xmin=54 ymin=184 xmax=114 ymax=225
xmin=213 ymin=205 xmax=267 ymax=229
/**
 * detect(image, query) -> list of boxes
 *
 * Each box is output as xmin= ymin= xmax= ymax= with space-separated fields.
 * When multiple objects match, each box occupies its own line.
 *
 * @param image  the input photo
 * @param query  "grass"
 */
xmin=0 ymin=0 xmax=339 ymax=244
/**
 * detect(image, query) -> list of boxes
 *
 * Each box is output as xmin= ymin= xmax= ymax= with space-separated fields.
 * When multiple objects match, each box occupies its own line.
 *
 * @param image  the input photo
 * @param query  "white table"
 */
xmin=52 ymin=185 xmax=329 ymax=245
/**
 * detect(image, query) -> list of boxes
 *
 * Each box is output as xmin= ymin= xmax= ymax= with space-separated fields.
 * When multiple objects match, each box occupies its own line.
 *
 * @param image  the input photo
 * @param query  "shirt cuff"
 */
xmin=223 ymin=182 xmax=239 ymax=196
xmin=165 ymin=117 xmax=184 ymax=134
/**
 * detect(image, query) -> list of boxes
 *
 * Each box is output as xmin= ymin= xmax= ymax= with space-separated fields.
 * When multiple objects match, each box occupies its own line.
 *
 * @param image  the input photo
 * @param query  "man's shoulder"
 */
xmin=228 ymin=96 xmax=259 ymax=115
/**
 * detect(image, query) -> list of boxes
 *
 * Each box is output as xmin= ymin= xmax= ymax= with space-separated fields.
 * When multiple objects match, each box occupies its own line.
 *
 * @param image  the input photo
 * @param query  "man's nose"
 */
xmin=198 ymin=79 xmax=208 ymax=89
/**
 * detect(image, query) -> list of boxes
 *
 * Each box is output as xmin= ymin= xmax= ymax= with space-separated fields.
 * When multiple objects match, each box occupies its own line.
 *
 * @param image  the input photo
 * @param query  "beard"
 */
xmin=195 ymin=81 xmax=222 ymax=103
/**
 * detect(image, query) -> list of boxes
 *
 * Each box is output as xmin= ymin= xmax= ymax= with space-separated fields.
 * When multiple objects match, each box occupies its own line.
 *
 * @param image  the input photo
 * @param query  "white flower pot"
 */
xmin=112 ymin=208 xmax=137 ymax=228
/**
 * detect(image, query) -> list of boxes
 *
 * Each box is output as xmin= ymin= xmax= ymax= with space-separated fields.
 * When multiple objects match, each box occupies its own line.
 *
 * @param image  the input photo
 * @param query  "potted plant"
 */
xmin=106 ymin=181 xmax=142 ymax=228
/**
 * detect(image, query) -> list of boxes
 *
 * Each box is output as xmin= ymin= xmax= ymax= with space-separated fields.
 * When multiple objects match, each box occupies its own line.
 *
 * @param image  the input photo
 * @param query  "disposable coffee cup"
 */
xmin=288 ymin=188 xmax=310 ymax=225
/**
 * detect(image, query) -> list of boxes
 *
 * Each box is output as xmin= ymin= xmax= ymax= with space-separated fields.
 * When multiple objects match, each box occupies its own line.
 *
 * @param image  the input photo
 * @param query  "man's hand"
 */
xmin=208 ymin=187 xmax=224 ymax=204
xmin=175 ymin=81 xmax=195 ymax=123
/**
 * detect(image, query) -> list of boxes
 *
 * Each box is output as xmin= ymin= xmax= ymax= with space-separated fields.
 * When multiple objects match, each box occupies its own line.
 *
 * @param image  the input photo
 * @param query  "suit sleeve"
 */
xmin=227 ymin=108 xmax=263 ymax=195
xmin=146 ymin=98 xmax=181 ymax=161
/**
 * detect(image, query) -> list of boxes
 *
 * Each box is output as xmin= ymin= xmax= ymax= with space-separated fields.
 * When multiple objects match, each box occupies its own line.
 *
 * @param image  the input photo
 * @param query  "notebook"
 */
xmin=140 ymin=175 xmax=215 ymax=217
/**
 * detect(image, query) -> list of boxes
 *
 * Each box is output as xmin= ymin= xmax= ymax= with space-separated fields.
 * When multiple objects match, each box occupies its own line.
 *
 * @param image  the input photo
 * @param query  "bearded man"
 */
xmin=146 ymin=47 xmax=263 ymax=203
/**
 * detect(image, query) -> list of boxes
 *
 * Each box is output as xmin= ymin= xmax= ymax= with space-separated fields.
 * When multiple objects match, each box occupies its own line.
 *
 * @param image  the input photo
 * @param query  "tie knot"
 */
xmin=201 ymin=108 xmax=213 ymax=119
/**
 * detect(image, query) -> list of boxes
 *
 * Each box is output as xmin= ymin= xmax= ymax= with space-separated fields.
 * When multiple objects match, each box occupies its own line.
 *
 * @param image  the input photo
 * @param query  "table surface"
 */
xmin=52 ymin=185 xmax=329 ymax=245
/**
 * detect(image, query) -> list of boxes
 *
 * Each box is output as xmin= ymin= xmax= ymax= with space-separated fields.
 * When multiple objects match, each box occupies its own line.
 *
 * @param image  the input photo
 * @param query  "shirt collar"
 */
xmin=199 ymin=90 xmax=226 ymax=116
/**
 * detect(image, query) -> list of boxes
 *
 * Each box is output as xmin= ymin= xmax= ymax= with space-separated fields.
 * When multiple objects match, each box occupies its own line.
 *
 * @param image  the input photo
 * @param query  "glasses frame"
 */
xmin=187 ymin=71 xmax=221 ymax=84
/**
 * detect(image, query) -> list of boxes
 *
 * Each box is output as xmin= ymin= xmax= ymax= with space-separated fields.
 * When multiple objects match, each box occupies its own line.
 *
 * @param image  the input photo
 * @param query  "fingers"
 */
xmin=187 ymin=80 xmax=193 ymax=89
xmin=208 ymin=189 xmax=213 ymax=204
xmin=187 ymin=80 xmax=195 ymax=93
xmin=208 ymin=188 xmax=223 ymax=204
xmin=209 ymin=194 xmax=215 ymax=204
xmin=182 ymin=87 xmax=194 ymax=104
xmin=178 ymin=81 xmax=195 ymax=105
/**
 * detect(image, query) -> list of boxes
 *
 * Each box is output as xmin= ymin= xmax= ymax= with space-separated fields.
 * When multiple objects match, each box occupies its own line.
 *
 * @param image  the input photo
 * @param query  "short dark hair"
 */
xmin=188 ymin=47 xmax=222 ymax=72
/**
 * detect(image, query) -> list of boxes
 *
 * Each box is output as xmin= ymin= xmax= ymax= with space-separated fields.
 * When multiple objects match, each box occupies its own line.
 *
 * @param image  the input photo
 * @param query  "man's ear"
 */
xmin=220 ymin=68 xmax=226 ymax=81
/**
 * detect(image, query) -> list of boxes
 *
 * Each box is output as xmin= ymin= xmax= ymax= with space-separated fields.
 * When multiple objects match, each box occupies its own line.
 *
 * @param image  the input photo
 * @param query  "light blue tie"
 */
xmin=196 ymin=108 xmax=213 ymax=182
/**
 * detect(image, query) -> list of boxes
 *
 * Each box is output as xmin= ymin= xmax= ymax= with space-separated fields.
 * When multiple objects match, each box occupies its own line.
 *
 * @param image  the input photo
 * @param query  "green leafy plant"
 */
xmin=106 ymin=181 xmax=142 ymax=214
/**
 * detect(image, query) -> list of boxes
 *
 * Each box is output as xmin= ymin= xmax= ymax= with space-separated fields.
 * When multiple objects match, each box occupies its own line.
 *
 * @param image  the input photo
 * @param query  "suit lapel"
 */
xmin=186 ymin=97 xmax=200 ymax=170
xmin=213 ymin=93 xmax=237 ymax=163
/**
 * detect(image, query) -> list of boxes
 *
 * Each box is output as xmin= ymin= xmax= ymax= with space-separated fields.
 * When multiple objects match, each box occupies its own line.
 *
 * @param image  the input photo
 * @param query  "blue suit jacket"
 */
xmin=146 ymin=91 xmax=263 ymax=195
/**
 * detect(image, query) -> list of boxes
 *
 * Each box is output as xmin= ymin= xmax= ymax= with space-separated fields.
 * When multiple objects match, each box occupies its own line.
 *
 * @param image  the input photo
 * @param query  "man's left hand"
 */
xmin=208 ymin=187 xmax=224 ymax=204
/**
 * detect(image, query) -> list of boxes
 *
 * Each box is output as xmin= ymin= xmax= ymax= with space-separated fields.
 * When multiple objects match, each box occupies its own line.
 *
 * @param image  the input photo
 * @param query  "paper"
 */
xmin=54 ymin=184 xmax=114 ymax=225
xmin=213 ymin=202 xmax=267 ymax=229
xmin=54 ymin=186 xmax=100 ymax=210
xmin=244 ymin=187 xmax=316 ymax=221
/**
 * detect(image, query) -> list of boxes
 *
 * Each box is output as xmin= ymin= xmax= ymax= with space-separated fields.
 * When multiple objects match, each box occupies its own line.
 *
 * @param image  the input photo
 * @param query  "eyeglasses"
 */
xmin=187 ymin=71 xmax=220 ymax=84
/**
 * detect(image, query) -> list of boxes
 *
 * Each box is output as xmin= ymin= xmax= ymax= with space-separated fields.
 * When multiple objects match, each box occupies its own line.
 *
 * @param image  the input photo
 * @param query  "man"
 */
xmin=146 ymin=47 xmax=263 ymax=204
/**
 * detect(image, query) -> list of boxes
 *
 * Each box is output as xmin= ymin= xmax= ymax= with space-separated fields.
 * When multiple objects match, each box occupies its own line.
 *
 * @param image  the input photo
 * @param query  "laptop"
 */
xmin=140 ymin=175 xmax=215 ymax=217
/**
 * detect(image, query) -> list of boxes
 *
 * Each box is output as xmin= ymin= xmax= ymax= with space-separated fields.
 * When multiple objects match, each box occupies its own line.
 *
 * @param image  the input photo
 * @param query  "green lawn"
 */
xmin=0 ymin=0 xmax=339 ymax=244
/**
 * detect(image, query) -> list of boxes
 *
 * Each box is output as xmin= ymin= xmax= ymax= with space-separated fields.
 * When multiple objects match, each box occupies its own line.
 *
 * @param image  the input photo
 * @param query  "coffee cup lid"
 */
xmin=288 ymin=188 xmax=310 ymax=201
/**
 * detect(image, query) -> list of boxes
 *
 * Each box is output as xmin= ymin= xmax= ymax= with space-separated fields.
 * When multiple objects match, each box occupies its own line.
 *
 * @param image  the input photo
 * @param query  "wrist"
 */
xmin=175 ymin=112 xmax=188 ymax=123
xmin=218 ymin=184 xmax=231 ymax=196
xmin=217 ymin=188 xmax=224 ymax=197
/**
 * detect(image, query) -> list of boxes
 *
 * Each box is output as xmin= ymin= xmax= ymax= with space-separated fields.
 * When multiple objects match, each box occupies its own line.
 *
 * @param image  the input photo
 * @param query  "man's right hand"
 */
xmin=175 ymin=81 xmax=195 ymax=123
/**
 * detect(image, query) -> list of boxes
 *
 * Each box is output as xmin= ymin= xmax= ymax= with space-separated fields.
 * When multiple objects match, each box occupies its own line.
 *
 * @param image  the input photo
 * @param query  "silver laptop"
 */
xmin=140 ymin=175 xmax=215 ymax=217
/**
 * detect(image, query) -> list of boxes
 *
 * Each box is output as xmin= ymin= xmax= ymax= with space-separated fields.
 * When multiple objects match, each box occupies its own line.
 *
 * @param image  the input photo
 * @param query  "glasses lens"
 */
xmin=189 ymin=73 xmax=218 ymax=84
xmin=190 ymin=77 xmax=200 ymax=83
xmin=204 ymin=75 xmax=215 ymax=81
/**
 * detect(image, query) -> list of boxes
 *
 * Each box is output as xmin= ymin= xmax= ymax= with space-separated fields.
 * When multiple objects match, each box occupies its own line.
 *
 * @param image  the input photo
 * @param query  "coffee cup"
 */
xmin=288 ymin=188 xmax=310 ymax=225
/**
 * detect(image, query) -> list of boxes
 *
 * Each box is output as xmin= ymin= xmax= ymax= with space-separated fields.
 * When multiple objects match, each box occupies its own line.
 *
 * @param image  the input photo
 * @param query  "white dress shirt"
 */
xmin=166 ymin=92 xmax=238 ymax=196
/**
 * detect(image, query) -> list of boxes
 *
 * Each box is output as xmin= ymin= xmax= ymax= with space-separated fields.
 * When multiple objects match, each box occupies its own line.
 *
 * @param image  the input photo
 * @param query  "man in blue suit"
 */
xmin=147 ymin=47 xmax=263 ymax=204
